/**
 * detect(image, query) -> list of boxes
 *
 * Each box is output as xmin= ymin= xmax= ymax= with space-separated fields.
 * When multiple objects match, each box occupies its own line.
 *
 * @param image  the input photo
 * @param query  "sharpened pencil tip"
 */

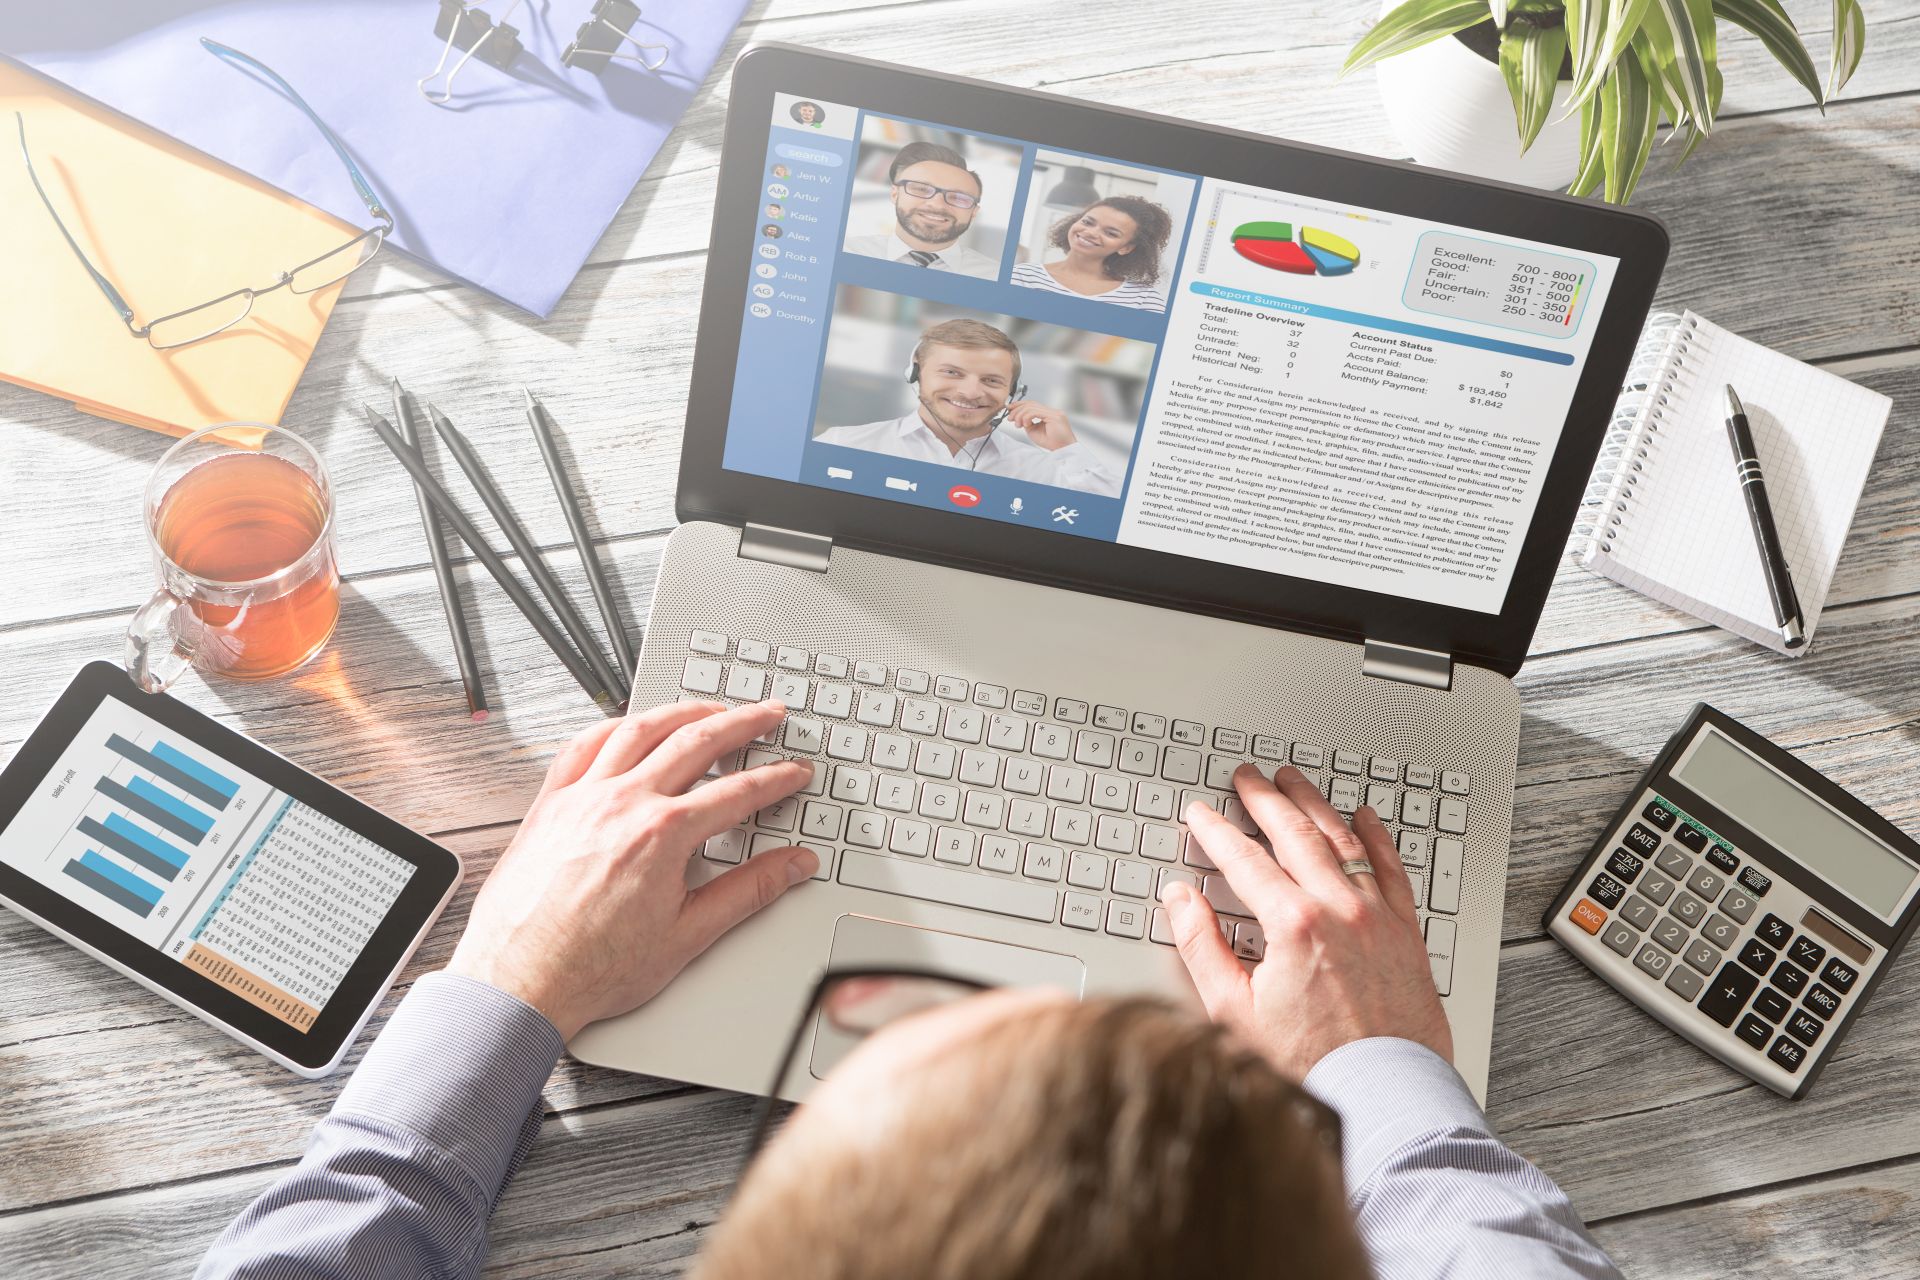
xmin=523 ymin=386 xmax=537 ymax=410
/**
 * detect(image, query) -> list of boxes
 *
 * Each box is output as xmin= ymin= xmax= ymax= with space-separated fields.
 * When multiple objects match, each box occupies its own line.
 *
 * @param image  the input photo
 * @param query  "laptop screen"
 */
xmin=721 ymin=92 xmax=1621 ymax=616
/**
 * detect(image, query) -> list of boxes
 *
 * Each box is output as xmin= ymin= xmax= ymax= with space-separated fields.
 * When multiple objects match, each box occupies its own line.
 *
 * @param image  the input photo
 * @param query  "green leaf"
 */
xmin=1568 ymin=0 xmax=1658 ymax=109
xmin=1490 ymin=0 xmax=1511 ymax=26
xmin=1501 ymin=20 xmax=1571 ymax=152
xmin=1562 ymin=0 xmax=1611 ymax=103
xmin=1641 ymin=0 xmax=1717 ymax=132
xmin=1343 ymin=0 xmax=1494 ymax=75
xmin=1829 ymin=0 xmax=1866 ymax=97
xmin=1712 ymin=0 xmax=1823 ymax=108
xmin=1568 ymin=95 xmax=1607 ymax=196
xmin=1600 ymin=46 xmax=1656 ymax=201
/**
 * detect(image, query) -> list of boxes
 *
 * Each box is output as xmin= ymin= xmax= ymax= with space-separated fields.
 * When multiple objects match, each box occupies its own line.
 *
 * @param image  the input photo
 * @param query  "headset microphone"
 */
xmin=904 ymin=355 xmax=1027 ymax=469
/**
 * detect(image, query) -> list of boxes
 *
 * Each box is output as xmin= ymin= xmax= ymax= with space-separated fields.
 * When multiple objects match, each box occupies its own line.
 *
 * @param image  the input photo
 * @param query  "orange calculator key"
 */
xmin=1570 ymin=899 xmax=1608 ymax=935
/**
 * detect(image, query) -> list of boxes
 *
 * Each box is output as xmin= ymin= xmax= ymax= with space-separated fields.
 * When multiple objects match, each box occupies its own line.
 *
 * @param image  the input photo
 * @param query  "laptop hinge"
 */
xmin=1362 ymin=640 xmax=1453 ymax=691
xmin=739 ymin=523 xmax=832 ymax=573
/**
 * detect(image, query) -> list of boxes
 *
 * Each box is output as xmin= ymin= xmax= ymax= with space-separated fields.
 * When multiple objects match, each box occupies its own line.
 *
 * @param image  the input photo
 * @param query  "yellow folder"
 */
xmin=0 ymin=60 xmax=355 ymax=443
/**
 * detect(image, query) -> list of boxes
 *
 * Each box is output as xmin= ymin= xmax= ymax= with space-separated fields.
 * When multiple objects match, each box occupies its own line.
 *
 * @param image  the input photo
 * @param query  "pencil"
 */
xmin=393 ymin=379 xmax=489 ymax=721
xmin=425 ymin=404 xmax=628 ymax=705
xmin=362 ymin=405 xmax=615 ymax=712
xmin=524 ymin=387 xmax=638 ymax=682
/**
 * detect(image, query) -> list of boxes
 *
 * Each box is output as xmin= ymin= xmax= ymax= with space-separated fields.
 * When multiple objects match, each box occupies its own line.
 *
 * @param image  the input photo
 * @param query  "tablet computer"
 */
xmin=0 ymin=662 xmax=463 ymax=1077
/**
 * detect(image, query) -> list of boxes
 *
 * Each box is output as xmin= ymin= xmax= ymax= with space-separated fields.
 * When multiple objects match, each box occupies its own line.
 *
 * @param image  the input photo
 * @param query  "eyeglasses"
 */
xmin=739 ymin=967 xmax=989 ymax=1170
xmin=16 ymin=38 xmax=393 ymax=350
xmin=893 ymin=178 xmax=979 ymax=210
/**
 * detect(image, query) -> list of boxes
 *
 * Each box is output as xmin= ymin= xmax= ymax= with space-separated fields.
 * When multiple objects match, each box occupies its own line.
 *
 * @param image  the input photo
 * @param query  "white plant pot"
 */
xmin=1373 ymin=11 xmax=1582 ymax=191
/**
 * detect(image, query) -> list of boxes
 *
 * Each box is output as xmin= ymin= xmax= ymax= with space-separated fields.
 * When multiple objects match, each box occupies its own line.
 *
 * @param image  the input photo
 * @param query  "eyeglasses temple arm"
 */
xmin=199 ymin=38 xmax=393 ymax=227
xmin=15 ymin=112 xmax=142 ymax=330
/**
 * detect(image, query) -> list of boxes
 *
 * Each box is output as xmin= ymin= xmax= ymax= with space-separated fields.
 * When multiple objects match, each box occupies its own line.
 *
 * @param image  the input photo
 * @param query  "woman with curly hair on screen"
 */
xmin=1012 ymin=193 xmax=1173 ymax=311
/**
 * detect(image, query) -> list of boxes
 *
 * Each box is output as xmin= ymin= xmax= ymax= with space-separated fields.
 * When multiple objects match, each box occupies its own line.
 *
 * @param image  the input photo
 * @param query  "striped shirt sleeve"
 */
xmin=196 ymin=972 xmax=565 ymax=1280
xmin=1304 ymin=1037 xmax=1623 ymax=1280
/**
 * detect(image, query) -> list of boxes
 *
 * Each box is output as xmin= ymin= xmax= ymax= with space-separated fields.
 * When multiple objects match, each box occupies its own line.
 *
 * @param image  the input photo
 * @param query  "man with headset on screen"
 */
xmin=815 ymin=318 xmax=1123 ymax=497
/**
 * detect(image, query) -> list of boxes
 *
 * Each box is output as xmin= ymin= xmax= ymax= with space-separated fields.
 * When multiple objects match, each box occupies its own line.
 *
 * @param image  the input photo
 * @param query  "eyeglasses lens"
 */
xmin=146 ymin=292 xmax=254 ymax=349
xmin=289 ymin=229 xmax=385 ymax=294
xmin=897 ymin=180 xmax=977 ymax=210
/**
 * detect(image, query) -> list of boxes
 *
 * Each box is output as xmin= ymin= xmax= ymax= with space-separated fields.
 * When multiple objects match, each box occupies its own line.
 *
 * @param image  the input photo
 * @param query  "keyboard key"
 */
xmin=1291 ymin=743 xmax=1326 ymax=768
xmin=1033 ymin=723 xmax=1072 ymax=760
xmin=1221 ymin=796 xmax=1259 ymax=836
xmin=1171 ymin=719 xmax=1205 ymax=746
xmin=958 ymin=750 xmax=1000 ymax=788
xmin=1332 ymin=750 xmax=1364 ymax=775
xmin=1735 ymin=1013 xmax=1772 ymax=1050
xmin=1606 ymin=848 xmax=1644 ymax=883
xmin=1654 ymin=846 xmax=1692 ymax=879
xmin=1425 ymin=917 xmax=1456 ymax=996
xmin=1182 ymin=831 xmax=1216 ymax=871
xmin=1738 ymin=938 xmax=1776 ymax=976
xmin=1400 ymin=792 xmax=1433 ymax=828
xmin=827 ymin=725 xmax=869 ymax=763
xmin=844 ymin=811 xmax=886 ymax=848
xmin=888 ymin=819 xmax=930 ymax=858
xmin=724 ymin=665 xmax=766 ymax=701
xmin=1436 ymin=797 xmax=1468 ymax=834
xmin=1161 ymin=747 xmax=1202 ymax=785
xmin=1803 ymin=983 xmax=1841 ymax=1019
xmin=1090 ymin=775 xmax=1131 ymax=812
xmin=1111 ymin=859 xmax=1152 ymax=898
xmin=1651 ymin=917 xmax=1688 ymax=954
xmin=1756 ymin=913 xmax=1793 ymax=948
xmin=874 ymin=775 xmax=914 ymax=813
xmin=1023 ymin=843 xmax=1065 ymax=881
xmin=973 ymin=684 xmax=1009 ymax=710
xmin=1602 ymin=921 xmax=1637 ymax=956
xmin=919 ymin=782 xmax=960 ymax=822
xmin=1396 ymin=831 xmax=1430 ymax=868
xmin=1363 ymin=758 xmax=1398 ymax=784
xmin=801 ymin=801 xmax=844 ymax=841
xmin=1674 ymin=823 xmax=1710 ymax=853
xmin=1771 ymin=961 xmax=1808 ymax=997
xmin=962 ymin=791 xmax=1005 ymax=829
xmin=1698 ymin=913 xmax=1737 ymax=951
xmin=1785 ymin=1009 xmax=1823 ymax=1047
xmin=1821 ymin=957 xmax=1860 ymax=994
xmin=813 ymin=653 xmax=849 ymax=679
xmin=689 ymin=630 xmax=728 ymax=655
xmin=1131 ymin=712 xmax=1167 ymax=738
xmin=852 ymin=659 xmax=886 ymax=686
xmin=1106 ymin=900 xmax=1148 ymax=939
xmin=736 ymin=638 xmax=770 ymax=664
xmin=1068 ymin=851 xmax=1109 ymax=890
xmin=1789 ymin=937 xmax=1827 ymax=971
xmin=1134 ymin=781 xmax=1176 ymax=821
xmin=1622 ymin=822 xmax=1662 ymax=857
xmin=1075 ymin=731 xmax=1118 ymax=769
xmin=1641 ymin=798 xmax=1677 ymax=830
xmin=1007 ymin=798 xmax=1047 ymax=837
xmin=1669 ymin=890 xmax=1707 ymax=926
xmin=680 ymin=656 xmax=723 ymax=694
xmin=1149 ymin=907 xmax=1176 ymax=945
xmin=1055 ymin=698 xmax=1089 ymax=724
xmin=855 ymin=689 xmax=898 ymax=727
xmin=1140 ymin=824 xmax=1179 ymax=862
xmin=1365 ymin=784 xmax=1398 ymax=821
xmin=1051 ymin=808 xmax=1092 ymax=846
xmin=1665 ymin=965 xmax=1705 ymax=1001
xmin=1062 ymin=892 xmax=1101 ymax=930
xmin=900 ymin=699 xmax=940 ymax=735
xmin=1201 ymin=874 xmax=1251 ymax=918
xmin=755 ymin=796 xmax=799 ymax=834
xmin=978 ymin=835 xmax=1020 ymax=874
xmin=942 ymin=705 xmax=985 ymax=744
xmin=1737 ymin=866 xmax=1772 ymax=897
xmin=782 ymin=717 xmax=824 ymax=754
xmin=1686 ymin=866 xmax=1725 ymax=900
xmin=775 ymin=645 xmax=809 ymax=671
xmin=872 ymin=734 xmax=912 ymax=772
xmin=1684 ymin=938 xmax=1719 ymax=975
xmin=914 ymin=741 xmax=956 ymax=779
xmin=934 ymin=827 xmax=976 ymax=866
xmin=1011 ymin=689 xmax=1047 ymax=715
xmin=797 ymin=841 xmax=833 ymax=880
xmin=1633 ymin=943 xmax=1674 ymax=980
xmin=1200 ymin=754 xmax=1238 ymax=791
xmin=1619 ymin=895 xmax=1657 ymax=931
xmin=935 ymin=675 xmax=969 ymax=701
xmin=1430 ymin=839 xmax=1462 ymax=914
xmin=1253 ymin=736 xmax=1287 ymax=761
xmin=1696 ymin=962 xmax=1759 ymax=1026
xmin=1003 ymin=759 xmax=1043 ymax=796
xmin=703 ymin=828 xmax=746 ymax=864
xmin=1704 ymin=846 xmax=1739 ymax=875
xmin=1718 ymin=887 xmax=1757 ymax=924
xmin=1587 ymin=872 xmax=1627 ymax=909
xmin=987 ymin=715 xmax=1029 ymax=753
xmin=1638 ymin=871 xmax=1676 ymax=905
xmin=1199 ymin=727 xmax=1240 ymax=755
xmin=1768 ymin=1036 xmax=1806 ymax=1073
xmin=1117 ymin=739 xmax=1158 ymax=776
xmin=1094 ymin=704 xmax=1128 ymax=731
xmin=1328 ymin=778 xmax=1362 ymax=814
xmin=1568 ymin=899 xmax=1608 ymax=934
xmin=839 ymin=850 xmax=1057 ymax=923
xmin=1094 ymin=807 xmax=1138 ymax=851
xmin=1046 ymin=766 xmax=1090 ymax=805
xmin=1752 ymin=987 xmax=1791 ymax=1023
xmin=1404 ymin=764 xmax=1435 ymax=789
xmin=896 ymin=668 xmax=931 ymax=694
xmin=771 ymin=672 xmax=809 ymax=706
xmin=1440 ymin=771 xmax=1469 ymax=795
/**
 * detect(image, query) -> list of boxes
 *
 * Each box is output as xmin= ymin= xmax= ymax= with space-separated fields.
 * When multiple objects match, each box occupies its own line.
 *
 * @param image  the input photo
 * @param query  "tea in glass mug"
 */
xmin=126 ymin=424 xmax=340 ymax=691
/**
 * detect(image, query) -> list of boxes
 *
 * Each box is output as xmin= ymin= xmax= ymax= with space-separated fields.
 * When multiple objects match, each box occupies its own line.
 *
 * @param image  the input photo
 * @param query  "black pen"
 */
xmin=394 ymin=379 xmax=489 ymax=722
xmin=1724 ymin=385 xmax=1806 ymax=649
xmin=524 ymin=387 xmax=638 ymax=681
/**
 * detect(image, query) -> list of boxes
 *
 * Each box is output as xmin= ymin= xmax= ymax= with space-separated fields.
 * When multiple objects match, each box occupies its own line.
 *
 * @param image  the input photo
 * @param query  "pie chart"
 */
xmin=1231 ymin=221 xmax=1360 ymax=277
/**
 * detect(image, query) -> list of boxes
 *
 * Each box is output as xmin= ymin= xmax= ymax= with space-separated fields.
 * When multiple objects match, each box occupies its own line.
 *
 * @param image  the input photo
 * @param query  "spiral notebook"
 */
xmin=1579 ymin=311 xmax=1892 ymax=656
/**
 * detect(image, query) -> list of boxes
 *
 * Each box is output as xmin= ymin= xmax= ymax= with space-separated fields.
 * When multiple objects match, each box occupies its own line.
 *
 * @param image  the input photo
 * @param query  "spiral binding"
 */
xmin=1570 ymin=311 xmax=1704 ymax=557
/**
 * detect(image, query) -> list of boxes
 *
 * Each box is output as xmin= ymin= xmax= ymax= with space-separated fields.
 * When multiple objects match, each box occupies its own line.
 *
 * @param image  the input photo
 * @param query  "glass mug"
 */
xmin=125 ymin=424 xmax=341 ymax=692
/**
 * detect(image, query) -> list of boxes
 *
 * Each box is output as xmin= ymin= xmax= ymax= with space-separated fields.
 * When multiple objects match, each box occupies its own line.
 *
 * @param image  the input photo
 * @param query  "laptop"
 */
xmin=568 ymin=43 xmax=1668 ymax=1103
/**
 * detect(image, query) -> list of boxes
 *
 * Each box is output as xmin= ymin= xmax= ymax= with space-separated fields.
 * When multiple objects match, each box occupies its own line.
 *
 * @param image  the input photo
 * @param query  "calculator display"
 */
xmin=1674 ymin=727 xmax=1919 ymax=920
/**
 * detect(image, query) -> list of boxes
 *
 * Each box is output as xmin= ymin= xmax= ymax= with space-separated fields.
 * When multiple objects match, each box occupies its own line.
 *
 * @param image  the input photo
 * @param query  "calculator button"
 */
xmin=1684 ymin=939 xmax=1720 ymax=975
xmin=1622 ymin=823 xmax=1662 ymax=857
xmin=1605 ymin=848 xmax=1644 ymax=883
xmin=1821 ymin=958 xmax=1860 ymax=993
xmin=1756 ymin=913 xmax=1792 ymax=948
xmin=1674 ymin=823 xmax=1710 ymax=853
xmin=1753 ymin=988 xmax=1791 ymax=1023
xmin=1697 ymin=963 xmax=1760 ymax=1027
xmin=1718 ymin=887 xmax=1757 ymax=924
xmin=1737 ymin=866 xmax=1773 ymax=897
xmin=1651 ymin=917 xmax=1688 ymax=954
xmin=1568 ymin=898 xmax=1608 ymax=935
xmin=1788 ymin=938 xmax=1827 ymax=971
xmin=1638 ymin=872 xmax=1676 ymax=905
xmin=1738 ymin=938 xmax=1777 ymax=976
xmin=1732 ymin=1014 xmax=1771 ymax=1049
xmin=1654 ymin=847 xmax=1692 ymax=880
xmin=1633 ymin=944 xmax=1675 ymax=979
xmin=1803 ymin=983 xmax=1842 ymax=1019
xmin=1641 ymin=798 xmax=1678 ymax=830
xmin=1686 ymin=866 xmax=1725 ymax=900
xmin=1785 ymin=1009 xmax=1824 ymax=1047
xmin=1668 ymin=890 xmax=1707 ymax=926
xmin=1768 ymin=1036 xmax=1807 ymax=1073
xmin=1619 ymin=895 xmax=1658 ymax=931
xmin=1704 ymin=846 xmax=1739 ymax=876
xmin=1665 ymin=965 xmax=1705 ymax=1001
xmin=1587 ymin=873 xmax=1627 ymax=909
xmin=1771 ymin=961 xmax=1809 ymax=997
xmin=1602 ymin=922 xmax=1638 ymax=956
xmin=1700 ymin=913 xmax=1739 ymax=950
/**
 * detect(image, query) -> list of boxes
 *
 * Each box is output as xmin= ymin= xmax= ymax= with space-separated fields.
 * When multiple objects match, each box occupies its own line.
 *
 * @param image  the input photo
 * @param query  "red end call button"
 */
xmin=947 ymin=484 xmax=982 ymax=508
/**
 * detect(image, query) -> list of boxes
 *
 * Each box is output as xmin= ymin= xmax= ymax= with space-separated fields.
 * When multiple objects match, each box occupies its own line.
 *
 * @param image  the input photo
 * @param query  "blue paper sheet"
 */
xmin=2 ymin=1 xmax=747 ymax=316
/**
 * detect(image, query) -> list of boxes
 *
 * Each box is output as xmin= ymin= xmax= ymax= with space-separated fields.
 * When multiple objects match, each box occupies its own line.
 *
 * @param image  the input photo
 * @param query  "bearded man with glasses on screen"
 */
xmin=843 ymin=140 xmax=1000 ymax=280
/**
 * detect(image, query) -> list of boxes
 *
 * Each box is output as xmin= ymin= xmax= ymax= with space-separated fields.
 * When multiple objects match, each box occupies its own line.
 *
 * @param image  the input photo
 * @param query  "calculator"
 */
xmin=1546 ymin=704 xmax=1920 ymax=1099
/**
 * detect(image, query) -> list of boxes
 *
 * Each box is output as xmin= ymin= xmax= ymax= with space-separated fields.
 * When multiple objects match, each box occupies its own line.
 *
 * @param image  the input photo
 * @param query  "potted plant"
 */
xmin=1345 ymin=0 xmax=1868 ymax=201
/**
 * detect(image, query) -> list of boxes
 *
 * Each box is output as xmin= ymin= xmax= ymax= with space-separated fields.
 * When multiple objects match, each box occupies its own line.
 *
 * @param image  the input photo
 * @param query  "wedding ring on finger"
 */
xmin=1339 ymin=859 xmax=1375 ymax=878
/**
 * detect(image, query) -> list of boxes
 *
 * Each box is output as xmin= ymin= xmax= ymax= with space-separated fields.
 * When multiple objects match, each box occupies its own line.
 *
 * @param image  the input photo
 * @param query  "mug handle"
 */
xmin=124 ymin=588 xmax=243 ymax=693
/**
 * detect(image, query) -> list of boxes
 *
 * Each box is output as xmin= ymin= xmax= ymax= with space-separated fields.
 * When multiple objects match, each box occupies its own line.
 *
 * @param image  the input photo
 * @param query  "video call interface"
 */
xmin=721 ymin=93 xmax=1623 ymax=615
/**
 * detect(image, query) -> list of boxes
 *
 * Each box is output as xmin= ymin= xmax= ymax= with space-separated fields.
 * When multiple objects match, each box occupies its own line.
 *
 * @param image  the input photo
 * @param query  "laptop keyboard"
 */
xmin=678 ymin=630 xmax=1473 ymax=995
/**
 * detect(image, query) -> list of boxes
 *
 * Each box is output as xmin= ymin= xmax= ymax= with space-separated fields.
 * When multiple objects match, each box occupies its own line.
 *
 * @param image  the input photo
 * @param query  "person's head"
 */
xmin=765 ymin=203 xmax=783 ymax=218
xmin=696 ymin=991 xmax=1368 ymax=1280
xmin=1049 ymin=195 xmax=1174 ymax=283
xmin=761 ymin=224 xmax=781 ymax=239
xmin=772 ymin=163 xmax=790 ymax=177
xmin=908 ymin=318 xmax=1021 ymax=438
xmin=791 ymin=101 xmax=822 ymax=125
xmin=886 ymin=141 xmax=982 ymax=248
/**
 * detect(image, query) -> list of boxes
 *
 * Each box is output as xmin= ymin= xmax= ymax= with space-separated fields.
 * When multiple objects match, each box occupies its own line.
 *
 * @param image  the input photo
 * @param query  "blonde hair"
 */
xmin=913 ymin=317 xmax=1022 ymax=388
xmin=695 ymin=998 xmax=1370 ymax=1280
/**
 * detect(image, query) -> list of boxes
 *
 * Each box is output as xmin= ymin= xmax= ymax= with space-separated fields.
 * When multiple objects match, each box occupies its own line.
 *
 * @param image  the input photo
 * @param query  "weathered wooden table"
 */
xmin=4 ymin=2 xmax=1917 ymax=1274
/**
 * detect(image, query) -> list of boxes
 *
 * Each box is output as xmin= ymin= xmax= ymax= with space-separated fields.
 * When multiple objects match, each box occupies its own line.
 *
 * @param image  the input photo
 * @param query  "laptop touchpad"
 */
xmin=809 ymin=915 xmax=1087 ymax=1080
